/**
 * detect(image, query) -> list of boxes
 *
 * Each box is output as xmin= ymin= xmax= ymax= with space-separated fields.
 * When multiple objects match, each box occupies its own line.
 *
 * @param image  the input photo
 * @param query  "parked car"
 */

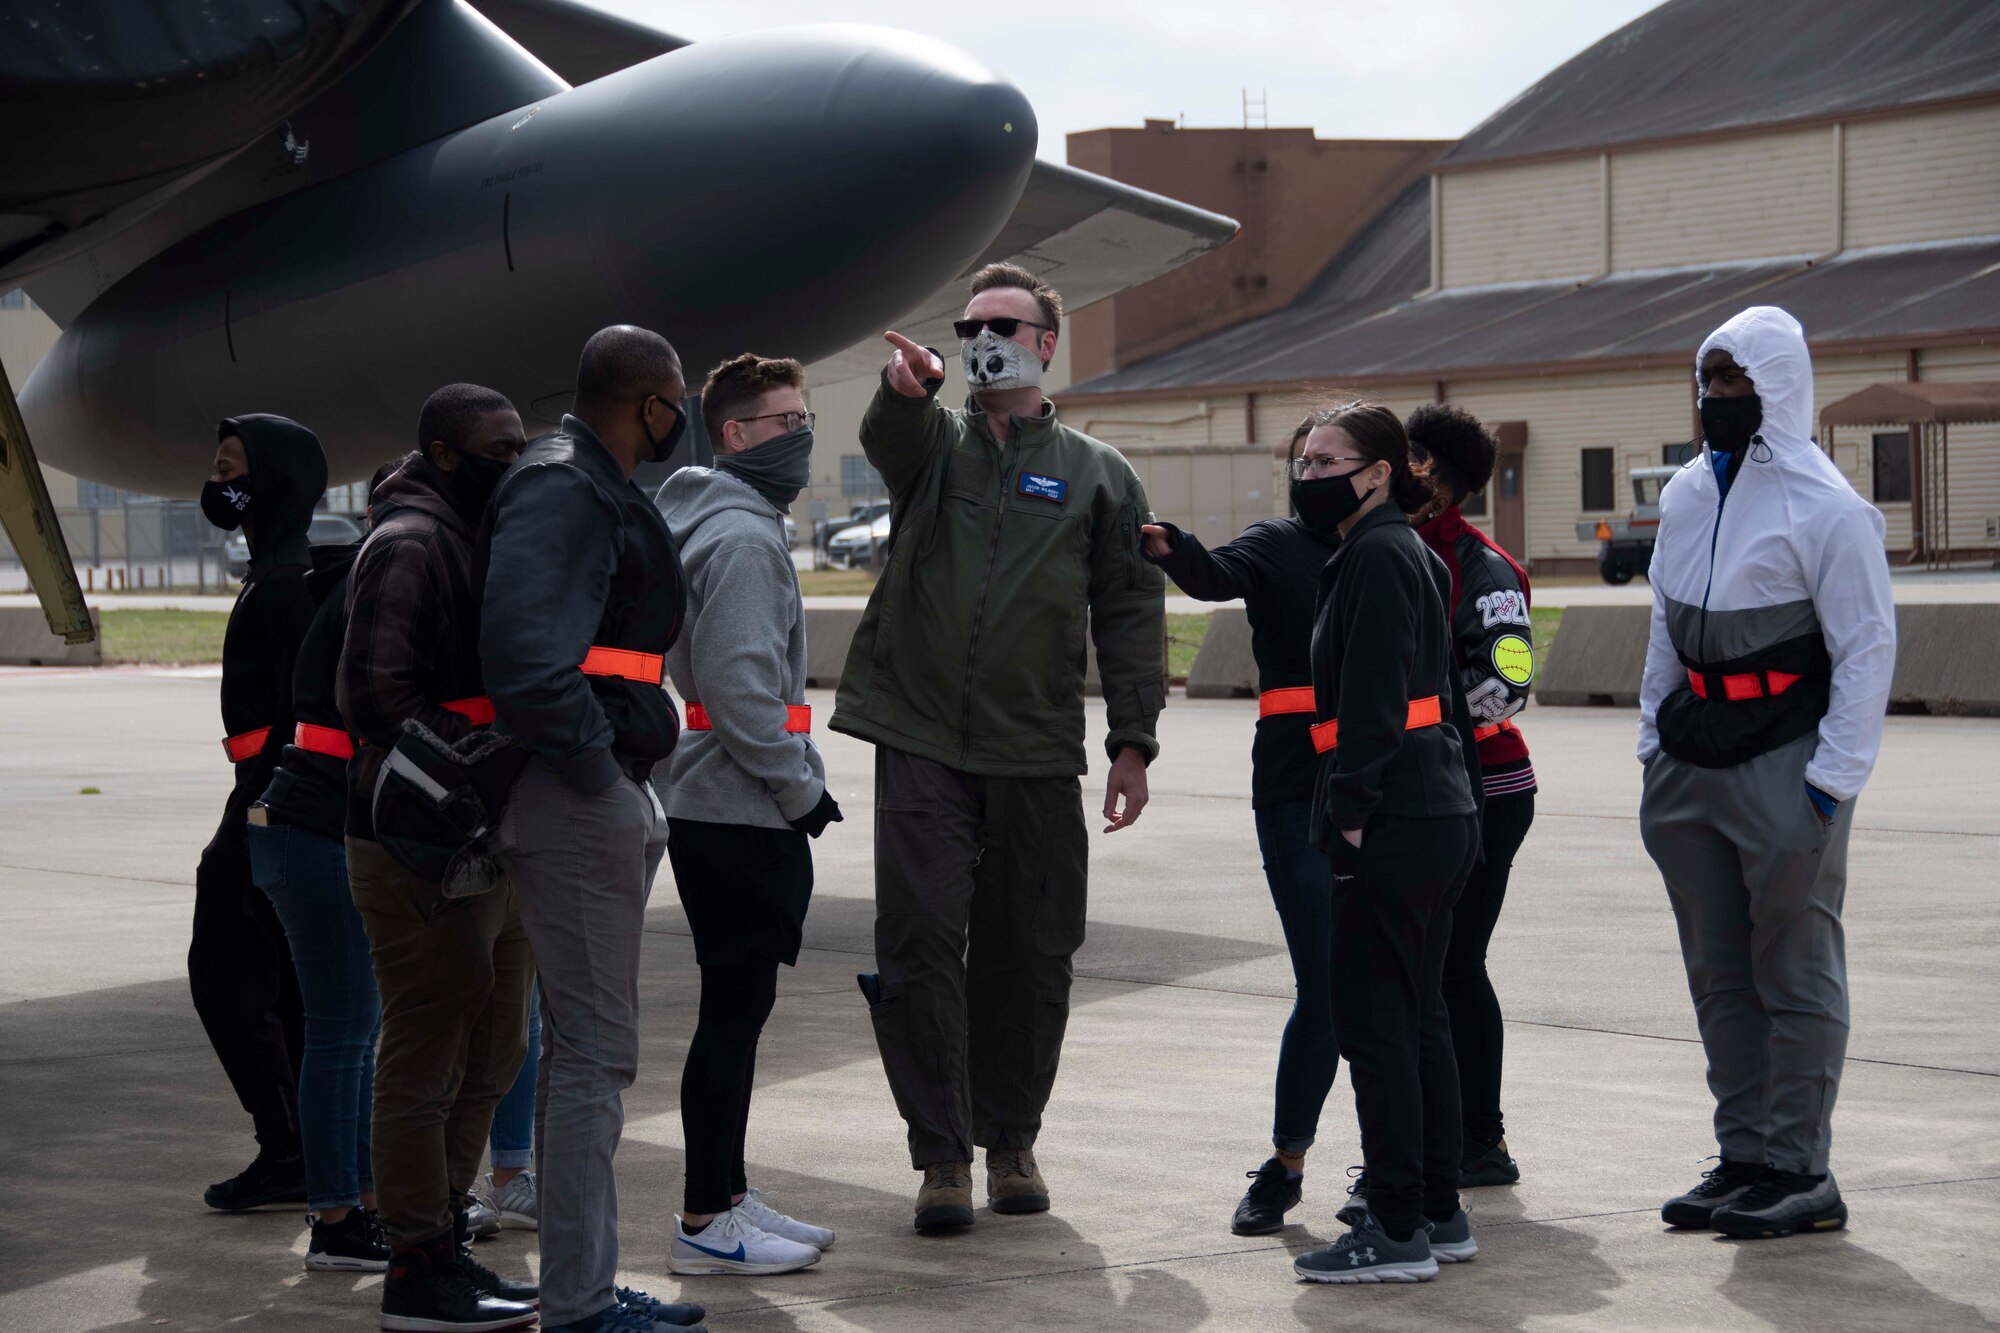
xmin=1575 ymin=465 xmax=1679 ymax=584
xmin=224 ymin=512 xmax=364 ymax=580
xmin=826 ymin=511 xmax=893 ymax=569
xmin=782 ymin=514 xmax=798 ymax=548
xmin=814 ymin=501 xmax=889 ymax=554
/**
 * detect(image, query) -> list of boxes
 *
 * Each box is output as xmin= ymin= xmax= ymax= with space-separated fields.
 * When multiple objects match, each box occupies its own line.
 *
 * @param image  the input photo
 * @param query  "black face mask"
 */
xmin=1291 ymin=470 xmax=1372 ymax=538
xmin=641 ymin=396 xmax=688 ymax=464
xmin=1699 ymin=393 xmax=1763 ymax=457
xmin=201 ymin=476 xmax=254 ymax=530
xmin=445 ymin=452 xmax=510 ymax=519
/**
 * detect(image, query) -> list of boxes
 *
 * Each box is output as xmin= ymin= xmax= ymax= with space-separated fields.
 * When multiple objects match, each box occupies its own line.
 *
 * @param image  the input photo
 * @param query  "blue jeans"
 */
xmin=1254 ymin=799 xmax=1338 ymax=1153
xmin=490 ymin=987 xmax=540 ymax=1170
xmin=247 ymin=821 xmax=380 ymax=1209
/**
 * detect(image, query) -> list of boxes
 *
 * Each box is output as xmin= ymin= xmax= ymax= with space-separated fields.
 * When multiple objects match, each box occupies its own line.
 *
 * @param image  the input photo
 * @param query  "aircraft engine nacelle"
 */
xmin=20 ymin=25 xmax=1036 ymax=495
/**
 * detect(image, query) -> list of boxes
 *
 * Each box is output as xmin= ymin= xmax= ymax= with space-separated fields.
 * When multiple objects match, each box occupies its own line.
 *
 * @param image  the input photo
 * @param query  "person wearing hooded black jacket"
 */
xmin=194 ymin=414 xmax=324 ymax=1212
xmin=1138 ymin=423 xmax=1339 ymax=1239
xmin=1287 ymin=402 xmax=1484 ymax=1288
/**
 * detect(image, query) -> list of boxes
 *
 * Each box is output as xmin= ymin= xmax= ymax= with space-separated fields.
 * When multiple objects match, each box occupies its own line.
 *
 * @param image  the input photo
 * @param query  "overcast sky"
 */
xmin=600 ymin=0 xmax=1662 ymax=154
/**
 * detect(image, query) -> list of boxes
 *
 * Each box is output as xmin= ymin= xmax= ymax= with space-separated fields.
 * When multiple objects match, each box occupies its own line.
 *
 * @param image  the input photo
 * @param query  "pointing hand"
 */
xmin=883 ymin=331 xmax=943 ymax=398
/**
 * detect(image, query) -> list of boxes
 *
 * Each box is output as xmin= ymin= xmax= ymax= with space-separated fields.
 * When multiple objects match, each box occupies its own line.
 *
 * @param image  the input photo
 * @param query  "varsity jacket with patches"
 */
xmin=1636 ymin=305 xmax=1896 ymax=803
xmin=1415 ymin=505 xmax=1535 ymax=793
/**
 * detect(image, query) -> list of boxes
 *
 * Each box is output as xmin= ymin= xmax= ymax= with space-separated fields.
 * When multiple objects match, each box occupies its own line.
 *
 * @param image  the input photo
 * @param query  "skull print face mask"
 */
xmin=961 ymin=328 xmax=1043 ymax=394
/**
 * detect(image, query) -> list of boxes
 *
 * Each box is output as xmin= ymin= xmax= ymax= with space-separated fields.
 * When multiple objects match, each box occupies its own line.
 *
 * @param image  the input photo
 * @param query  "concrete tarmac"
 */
xmin=1 ymin=673 xmax=1996 ymax=1331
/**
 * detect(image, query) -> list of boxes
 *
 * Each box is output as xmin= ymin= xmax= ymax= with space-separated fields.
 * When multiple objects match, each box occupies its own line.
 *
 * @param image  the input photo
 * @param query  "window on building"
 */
xmin=1581 ymin=448 xmax=1615 ymax=511
xmin=841 ymin=455 xmax=884 ymax=499
xmin=1872 ymin=432 xmax=1911 ymax=504
xmin=1662 ymin=441 xmax=1694 ymax=467
xmin=78 ymin=480 xmax=122 ymax=508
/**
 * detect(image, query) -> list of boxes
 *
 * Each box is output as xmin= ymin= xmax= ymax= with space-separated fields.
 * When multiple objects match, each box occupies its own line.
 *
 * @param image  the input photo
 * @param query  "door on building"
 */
xmin=1492 ymin=421 xmax=1527 ymax=561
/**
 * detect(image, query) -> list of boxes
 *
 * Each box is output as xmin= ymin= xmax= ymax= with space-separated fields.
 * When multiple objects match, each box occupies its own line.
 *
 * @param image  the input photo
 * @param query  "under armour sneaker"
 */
xmin=479 ymin=1171 xmax=539 ymax=1230
xmin=380 ymin=1234 xmax=538 ymax=1332
xmin=738 ymin=1186 xmax=835 ymax=1249
xmin=1459 ymin=1137 xmax=1521 ymax=1188
xmin=667 ymin=1208 xmax=822 ymax=1276
xmin=914 ymin=1161 xmax=975 ymax=1233
xmin=617 ymin=1286 xmax=706 ymax=1328
xmin=203 ymin=1148 xmax=309 ymax=1212
xmin=305 ymin=1209 xmax=391 ymax=1272
xmin=1334 ymin=1167 xmax=1369 ymax=1228
xmin=1231 ymin=1157 xmax=1303 ymax=1236
xmin=1424 ymin=1207 xmax=1479 ymax=1263
xmin=986 ymin=1147 xmax=1050 ymax=1214
xmin=1293 ymin=1213 xmax=1438 ymax=1285
xmin=1710 ymin=1169 xmax=1847 ymax=1239
xmin=1661 ymin=1158 xmax=1768 ymax=1229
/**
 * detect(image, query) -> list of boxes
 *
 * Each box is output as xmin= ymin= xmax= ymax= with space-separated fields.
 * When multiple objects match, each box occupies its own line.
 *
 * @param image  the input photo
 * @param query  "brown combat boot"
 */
xmin=986 ymin=1147 xmax=1050 ymax=1214
xmin=914 ymin=1161 xmax=974 ymax=1233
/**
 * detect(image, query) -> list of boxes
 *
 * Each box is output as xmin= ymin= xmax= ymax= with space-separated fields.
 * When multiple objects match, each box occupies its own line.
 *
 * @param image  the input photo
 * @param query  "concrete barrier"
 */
xmin=1185 ymin=607 xmax=1256 ymax=698
xmin=0 ymin=606 xmax=101 ymax=666
xmin=1534 ymin=605 xmax=1650 ymax=707
xmin=1535 ymin=602 xmax=2000 ymax=716
xmin=805 ymin=606 xmax=1165 ymax=699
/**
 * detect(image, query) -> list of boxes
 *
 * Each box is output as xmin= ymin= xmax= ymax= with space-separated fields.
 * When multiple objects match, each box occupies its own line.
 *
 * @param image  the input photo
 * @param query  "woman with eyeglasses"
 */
xmin=1286 ymin=402 xmax=1484 ymax=1287
xmin=1138 ymin=421 xmax=1342 ymax=1237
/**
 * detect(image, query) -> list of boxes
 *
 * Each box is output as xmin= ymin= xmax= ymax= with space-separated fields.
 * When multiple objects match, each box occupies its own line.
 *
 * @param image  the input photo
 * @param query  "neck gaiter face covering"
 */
xmin=447 ymin=452 xmax=510 ymax=521
xmin=1291 ymin=470 xmax=1372 ymax=539
xmin=202 ymin=476 xmax=254 ymax=530
xmin=715 ymin=426 xmax=814 ymax=511
xmin=961 ymin=329 xmax=1043 ymax=394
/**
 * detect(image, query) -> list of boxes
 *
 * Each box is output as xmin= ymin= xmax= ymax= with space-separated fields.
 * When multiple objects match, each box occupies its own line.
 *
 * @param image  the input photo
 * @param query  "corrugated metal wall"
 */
xmin=1610 ymin=128 xmax=1834 ymax=268
xmin=1844 ymin=103 xmax=2000 ymax=248
xmin=1438 ymin=158 xmax=1602 ymax=287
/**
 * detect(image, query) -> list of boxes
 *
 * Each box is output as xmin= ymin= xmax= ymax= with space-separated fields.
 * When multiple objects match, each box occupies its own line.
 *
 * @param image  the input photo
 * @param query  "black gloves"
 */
xmin=789 ymin=788 xmax=844 ymax=839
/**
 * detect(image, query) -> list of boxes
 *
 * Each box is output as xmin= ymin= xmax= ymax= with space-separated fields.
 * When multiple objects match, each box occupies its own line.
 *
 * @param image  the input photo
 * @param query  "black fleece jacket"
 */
xmin=255 ymin=541 xmax=360 ymax=842
xmin=1309 ymin=503 xmax=1481 ymax=847
xmin=216 ymin=415 xmax=326 ymax=812
xmin=1145 ymin=517 xmax=1335 ymax=808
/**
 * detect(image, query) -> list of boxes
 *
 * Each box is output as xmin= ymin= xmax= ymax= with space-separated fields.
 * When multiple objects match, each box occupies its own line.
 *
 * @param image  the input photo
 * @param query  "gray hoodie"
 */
xmin=655 ymin=466 xmax=825 ymax=828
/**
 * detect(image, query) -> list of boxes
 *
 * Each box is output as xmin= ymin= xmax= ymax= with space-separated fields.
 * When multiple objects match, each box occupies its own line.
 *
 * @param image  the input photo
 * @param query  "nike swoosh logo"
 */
xmin=682 ymin=1237 xmax=746 ymax=1262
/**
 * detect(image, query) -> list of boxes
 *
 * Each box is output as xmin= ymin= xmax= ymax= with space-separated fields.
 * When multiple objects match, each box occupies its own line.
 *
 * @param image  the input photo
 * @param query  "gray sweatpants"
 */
xmin=498 ymin=758 xmax=669 ymax=1327
xmin=1639 ymin=732 xmax=1852 ymax=1175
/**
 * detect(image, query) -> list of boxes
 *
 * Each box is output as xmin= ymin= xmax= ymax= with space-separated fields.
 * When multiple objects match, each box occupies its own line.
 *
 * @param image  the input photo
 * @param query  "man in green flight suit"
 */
xmin=834 ymin=263 xmax=1168 ymax=1233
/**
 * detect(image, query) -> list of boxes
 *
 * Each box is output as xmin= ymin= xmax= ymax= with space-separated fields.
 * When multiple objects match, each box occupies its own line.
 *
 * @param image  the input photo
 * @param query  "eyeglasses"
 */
xmin=954 ymin=317 xmax=1052 ymax=340
xmin=732 ymin=410 xmax=816 ymax=433
xmin=1289 ymin=454 xmax=1368 ymax=480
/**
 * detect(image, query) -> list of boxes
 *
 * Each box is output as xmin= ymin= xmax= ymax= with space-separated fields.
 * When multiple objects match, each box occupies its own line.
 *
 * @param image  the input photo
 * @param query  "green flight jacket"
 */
xmin=830 ymin=373 xmax=1168 ymax=777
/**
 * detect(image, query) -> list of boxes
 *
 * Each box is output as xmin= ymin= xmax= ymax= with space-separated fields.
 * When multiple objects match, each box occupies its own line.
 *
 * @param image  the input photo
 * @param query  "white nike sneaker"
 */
xmin=737 ymin=1187 xmax=836 ymax=1250
xmin=667 ymin=1207 xmax=821 ymax=1276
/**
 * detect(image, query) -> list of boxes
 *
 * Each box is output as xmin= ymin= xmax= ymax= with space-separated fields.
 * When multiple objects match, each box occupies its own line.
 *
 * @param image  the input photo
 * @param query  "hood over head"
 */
xmin=1695 ymin=306 xmax=1814 ymax=453
xmin=368 ymin=451 xmax=475 ymax=537
xmin=219 ymin=413 xmax=326 ymax=573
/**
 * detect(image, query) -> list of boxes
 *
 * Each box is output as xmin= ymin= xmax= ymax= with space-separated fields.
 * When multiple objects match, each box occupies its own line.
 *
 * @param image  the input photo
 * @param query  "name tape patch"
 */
xmin=1018 ymin=471 xmax=1068 ymax=504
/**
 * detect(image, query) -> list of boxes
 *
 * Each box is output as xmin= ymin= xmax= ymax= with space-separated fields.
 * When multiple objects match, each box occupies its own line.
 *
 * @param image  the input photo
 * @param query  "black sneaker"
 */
xmin=305 ymin=1209 xmax=391 ymax=1272
xmin=381 ymin=1235 xmax=537 ymax=1332
xmin=1459 ymin=1137 xmax=1521 ymax=1188
xmin=456 ymin=1245 xmax=539 ymax=1308
xmin=1230 ymin=1157 xmax=1302 ymax=1236
xmin=1334 ymin=1166 xmax=1369 ymax=1228
xmin=1710 ymin=1169 xmax=1847 ymax=1239
xmin=203 ymin=1149 xmax=308 ymax=1212
xmin=1661 ymin=1158 xmax=1768 ymax=1229
xmin=618 ymin=1286 xmax=706 ymax=1327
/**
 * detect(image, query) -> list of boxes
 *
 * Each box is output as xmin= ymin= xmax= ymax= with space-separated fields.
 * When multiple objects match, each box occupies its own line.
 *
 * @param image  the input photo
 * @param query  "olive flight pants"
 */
xmin=866 ymin=746 xmax=1089 ymax=1169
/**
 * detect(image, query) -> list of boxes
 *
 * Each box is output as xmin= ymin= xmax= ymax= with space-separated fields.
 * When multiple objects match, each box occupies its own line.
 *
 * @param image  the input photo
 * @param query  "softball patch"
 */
xmin=1492 ymin=634 xmax=1535 ymax=686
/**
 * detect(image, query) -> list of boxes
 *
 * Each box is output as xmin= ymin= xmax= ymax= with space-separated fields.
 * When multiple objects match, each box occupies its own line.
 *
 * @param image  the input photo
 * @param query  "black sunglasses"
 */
xmin=954 ymin=317 xmax=1052 ymax=340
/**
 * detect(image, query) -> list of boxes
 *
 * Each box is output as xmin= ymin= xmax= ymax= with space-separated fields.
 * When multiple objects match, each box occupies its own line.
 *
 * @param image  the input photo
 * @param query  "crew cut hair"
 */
xmin=417 ymin=383 xmax=514 ymax=453
xmin=969 ymin=262 xmax=1063 ymax=336
xmin=574 ymin=324 xmax=681 ymax=412
xmin=701 ymin=354 xmax=807 ymax=433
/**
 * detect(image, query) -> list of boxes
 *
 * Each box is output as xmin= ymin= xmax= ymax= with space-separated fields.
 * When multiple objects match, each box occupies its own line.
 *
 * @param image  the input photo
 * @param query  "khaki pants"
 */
xmin=866 ymin=747 xmax=1089 ymax=1169
xmin=347 ymin=837 xmax=532 ymax=1248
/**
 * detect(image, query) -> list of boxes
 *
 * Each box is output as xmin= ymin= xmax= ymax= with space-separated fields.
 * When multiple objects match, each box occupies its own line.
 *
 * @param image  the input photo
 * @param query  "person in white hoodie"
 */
xmin=1639 ymin=306 xmax=1896 ymax=1240
xmin=654 ymin=354 xmax=843 ymax=1277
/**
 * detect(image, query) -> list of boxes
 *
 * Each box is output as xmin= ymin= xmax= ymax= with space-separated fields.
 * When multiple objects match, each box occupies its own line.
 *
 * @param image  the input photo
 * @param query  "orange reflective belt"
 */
xmin=1258 ymin=686 xmax=1317 ymax=718
xmin=1687 ymin=668 xmax=1802 ymax=703
xmin=221 ymin=727 xmax=272 ymax=763
xmin=580 ymin=646 xmax=666 ymax=686
xmin=684 ymin=703 xmax=812 ymax=734
xmin=1473 ymin=718 xmax=1519 ymax=743
xmin=293 ymin=722 xmax=356 ymax=760
xmin=1310 ymin=696 xmax=1444 ymax=755
xmin=443 ymin=696 xmax=496 ymax=726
